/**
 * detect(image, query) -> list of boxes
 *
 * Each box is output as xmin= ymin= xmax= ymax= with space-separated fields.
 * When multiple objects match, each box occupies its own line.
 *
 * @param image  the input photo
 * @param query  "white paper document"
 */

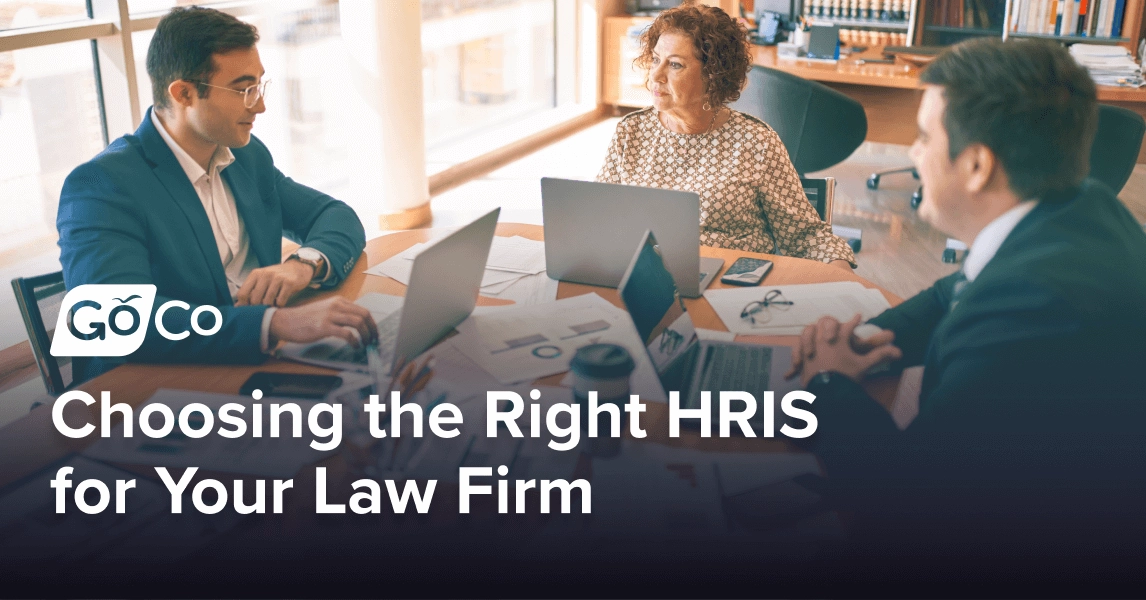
xmin=0 ymin=457 xmax=170 ymax=561
xmin=368 ymin=385 xmax=581 ymax=483
xmin=479 ymin=271 xmax=560 ymax=305
xmin=589 ymin=442 xmax=828 ymax=537
xmin=365 ymin=236 xmax=555 ymax=305
xmin=450 ymin=293 xmax=665 ymax=400
xmin=83 ymin=389 xmax=335 ymax=478
xmin=485 ymin=236 xmax=547 ymax=274
xmin=704 ymin=281 xmax=891 ymax=335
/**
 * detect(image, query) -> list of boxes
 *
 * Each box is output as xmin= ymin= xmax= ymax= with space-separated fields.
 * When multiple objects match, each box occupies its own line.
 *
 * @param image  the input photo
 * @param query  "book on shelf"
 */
xmin=1110 ymin=0 xmax=1124 ymax=37
xmin=1010 ymin=0 xmax=1126 ymax=37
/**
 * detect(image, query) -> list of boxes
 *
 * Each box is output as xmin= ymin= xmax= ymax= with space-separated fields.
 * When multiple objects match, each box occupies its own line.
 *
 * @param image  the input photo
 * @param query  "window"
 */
xmin=0 ymin=0 xmax=89 ymax=31
xmin=0 ymin=43 xmax=103 ymax=350
xmin=0 ymin=0 xmax=598 ymax=359
xmin=131 ymin=2 xmax=352 ymax=200
xmin=423 ymin=0 xmax=569 ymax=171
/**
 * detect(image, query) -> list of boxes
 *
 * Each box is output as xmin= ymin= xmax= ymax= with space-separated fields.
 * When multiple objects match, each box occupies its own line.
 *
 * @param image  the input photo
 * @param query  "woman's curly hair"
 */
xmin=633 ymin=1 xmax=752 ymax=107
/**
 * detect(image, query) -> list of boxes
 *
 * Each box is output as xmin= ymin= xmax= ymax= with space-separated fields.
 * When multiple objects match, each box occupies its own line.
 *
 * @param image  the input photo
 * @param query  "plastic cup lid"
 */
xmin=569 ymin=343 xmax=636 ymax=379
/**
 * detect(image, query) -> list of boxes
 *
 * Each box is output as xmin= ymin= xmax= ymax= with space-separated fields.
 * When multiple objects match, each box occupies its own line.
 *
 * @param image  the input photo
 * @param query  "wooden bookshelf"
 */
xmin=915 ymin=0 xmax=1146 ymax=51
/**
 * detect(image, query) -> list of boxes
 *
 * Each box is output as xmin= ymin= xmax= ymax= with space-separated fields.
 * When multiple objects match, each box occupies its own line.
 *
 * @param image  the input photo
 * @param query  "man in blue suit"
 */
xmin=58 ymin=6 xmax=376 ymax=382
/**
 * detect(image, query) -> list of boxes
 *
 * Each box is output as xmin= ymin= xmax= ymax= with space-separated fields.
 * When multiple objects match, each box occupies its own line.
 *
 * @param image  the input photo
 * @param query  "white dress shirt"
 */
xmin=962 ymin=200 xmax=1039 ymax=282
xmin=151 ymin=111 xmax=280 ymax=351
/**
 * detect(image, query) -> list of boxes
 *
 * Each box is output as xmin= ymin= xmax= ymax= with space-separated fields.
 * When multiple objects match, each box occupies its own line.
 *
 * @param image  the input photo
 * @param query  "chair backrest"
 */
xmin=800 ymin=176 xmax=836 ymax=225
xmin=730 ymin=66 xmax=868 ymax=175
xmin=11 ymin=271 xmax=71 ymax=395
xmin=1089 ymin=104 xmax=1145 ymax=194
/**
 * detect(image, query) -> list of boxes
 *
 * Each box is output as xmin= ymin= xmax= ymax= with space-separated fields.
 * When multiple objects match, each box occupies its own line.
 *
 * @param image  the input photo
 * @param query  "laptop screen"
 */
xmin=619 ymin=232 xmax=702 ymax=392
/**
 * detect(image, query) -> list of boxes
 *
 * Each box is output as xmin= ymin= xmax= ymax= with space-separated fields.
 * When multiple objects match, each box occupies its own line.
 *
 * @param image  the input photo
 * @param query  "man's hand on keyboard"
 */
xmin=269 ymin=297 xmax=379 ymax=348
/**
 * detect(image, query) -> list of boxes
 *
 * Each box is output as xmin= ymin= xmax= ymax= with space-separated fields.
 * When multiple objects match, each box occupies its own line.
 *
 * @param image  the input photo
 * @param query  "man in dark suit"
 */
xmin=58 ymin=7 xmax=377 ymax=382
xmin=787 ymin=39 xmax=1146 ymax=577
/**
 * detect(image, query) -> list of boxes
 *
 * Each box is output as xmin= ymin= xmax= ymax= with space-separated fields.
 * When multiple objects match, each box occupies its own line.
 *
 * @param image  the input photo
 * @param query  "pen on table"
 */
xmin=856 ymin=58 xmax=895 ymax=65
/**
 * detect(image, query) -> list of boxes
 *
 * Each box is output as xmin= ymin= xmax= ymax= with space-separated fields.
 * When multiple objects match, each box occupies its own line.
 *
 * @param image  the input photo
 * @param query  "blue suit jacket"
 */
xmin=57 ymin=107 xmax=366 ymax=382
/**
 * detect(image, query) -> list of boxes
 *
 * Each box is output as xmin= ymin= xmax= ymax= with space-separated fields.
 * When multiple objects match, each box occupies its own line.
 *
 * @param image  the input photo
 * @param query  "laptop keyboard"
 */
xmin=374 ymin=309 xmax=402 ymax=366
xmin=697 ymin=343 xmax=773 ymax=394
xmin=300 ymin=309 xmax=402 ymax=366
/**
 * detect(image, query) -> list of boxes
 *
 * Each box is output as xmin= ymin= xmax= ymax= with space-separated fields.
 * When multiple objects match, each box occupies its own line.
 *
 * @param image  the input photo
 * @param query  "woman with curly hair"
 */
xmin=597 ymin=1 xmax=855 ymax=269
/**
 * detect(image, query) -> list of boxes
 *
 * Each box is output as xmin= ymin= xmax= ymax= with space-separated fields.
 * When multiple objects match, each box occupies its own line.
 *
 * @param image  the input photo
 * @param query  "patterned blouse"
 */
xmin=597 ymin=108 xmax=856 ymax=266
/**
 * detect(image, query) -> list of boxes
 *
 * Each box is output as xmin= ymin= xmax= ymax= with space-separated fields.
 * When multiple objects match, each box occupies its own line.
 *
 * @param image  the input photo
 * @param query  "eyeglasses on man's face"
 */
xmin=186 ymin=78 xmax=271 ymax=109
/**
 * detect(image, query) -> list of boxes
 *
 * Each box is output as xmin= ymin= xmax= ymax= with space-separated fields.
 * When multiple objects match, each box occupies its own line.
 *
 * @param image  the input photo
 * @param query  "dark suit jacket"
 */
xmin=57 ymin=107 xmax=366 ymax=382
xmin=799 ymin=182 xmax=1146 ymax=565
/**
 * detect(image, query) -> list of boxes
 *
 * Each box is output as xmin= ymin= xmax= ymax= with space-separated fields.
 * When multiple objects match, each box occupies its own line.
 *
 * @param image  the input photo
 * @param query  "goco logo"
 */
xmin=50 ymin=285 xmax=222 ymax=357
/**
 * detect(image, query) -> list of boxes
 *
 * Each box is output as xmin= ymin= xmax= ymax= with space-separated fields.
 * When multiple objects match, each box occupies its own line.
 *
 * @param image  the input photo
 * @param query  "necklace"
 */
xmin=667 ymin=107 xmax=723 ymax=164
xmin=703 ymin=107 xmax=722 ymax=135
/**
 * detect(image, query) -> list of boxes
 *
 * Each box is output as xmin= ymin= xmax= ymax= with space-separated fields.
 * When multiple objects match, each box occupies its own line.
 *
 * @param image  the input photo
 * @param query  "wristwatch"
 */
xmin=288 ymin=247 xmax=326 ymax=282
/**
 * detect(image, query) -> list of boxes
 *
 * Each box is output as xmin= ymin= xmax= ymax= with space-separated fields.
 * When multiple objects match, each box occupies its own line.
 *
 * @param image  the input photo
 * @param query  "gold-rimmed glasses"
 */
xmin=187 ymin=78 xmax=271 ymax=109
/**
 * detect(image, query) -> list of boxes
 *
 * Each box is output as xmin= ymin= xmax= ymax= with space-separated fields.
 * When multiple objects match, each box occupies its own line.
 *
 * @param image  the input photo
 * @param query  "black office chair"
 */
xmin=939 ymin=104 xmax=1146 ymax=263
xmin=868 ymin=166 xmax=923 ymax=208
xmin=731 ymin=66 xmax=867 ymax=252
xmin=11 ymin=271 xmax=73 ymax=395
xmin=1089 ymin=104 xmax=1145 ymax=194
xmin=732 ymin=66 xmax=867 ymax=175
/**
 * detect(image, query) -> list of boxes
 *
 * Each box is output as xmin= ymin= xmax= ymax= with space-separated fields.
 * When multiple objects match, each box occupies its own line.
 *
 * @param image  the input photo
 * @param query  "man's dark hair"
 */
xmin=921 ymin=38 xmax=1098 ymax=201
xmin=146 ymin=6 xmax=259 ymax=110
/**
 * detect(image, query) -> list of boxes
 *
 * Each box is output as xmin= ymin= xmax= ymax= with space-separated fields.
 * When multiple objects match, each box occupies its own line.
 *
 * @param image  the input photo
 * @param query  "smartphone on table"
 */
xmin=239 ymin=372 xmax=343 ymax=400
xmin=720 ymin=257 xmax=774 ymax=286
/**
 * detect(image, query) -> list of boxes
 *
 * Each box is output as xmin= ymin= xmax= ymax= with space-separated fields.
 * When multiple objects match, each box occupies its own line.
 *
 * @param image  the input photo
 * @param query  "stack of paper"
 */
xmin=449 ymin=293 xmax=666 ymax=401
xmin=587 ymin=442 xmax=836 ymax=539
xmin=364 ymin=385 xmax=581 ymax=483
xmin=83 ymin=389 xmax=335 ymax=478
xmin=704 ymin=281 xmax=891 ymax=335
xmin=367 ymin=236 xmax=558 ymax=305
xmin=1071 ymin=44 xmax=1144 ymax=87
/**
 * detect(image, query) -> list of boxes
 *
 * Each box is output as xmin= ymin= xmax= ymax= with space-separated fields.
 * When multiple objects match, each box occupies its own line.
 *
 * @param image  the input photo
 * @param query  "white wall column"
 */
xmin=339 ymin=0 xmax=431 ymax=230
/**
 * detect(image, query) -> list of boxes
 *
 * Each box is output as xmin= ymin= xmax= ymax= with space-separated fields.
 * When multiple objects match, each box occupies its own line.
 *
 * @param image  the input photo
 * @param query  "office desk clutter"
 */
xmin=82 ymin=389 xmax=339 ymax=478
xmin=705 ymin=281 xmax=891 ymax=335
xmin=588 ymin=442 xmax=836 ymax=543
xmin=1070 ymin=43 xmax=1145 ymax=87
xmin=450 ymin=293 xmax=665 ymax=400
xmin=2 ymin=213 xmax=907 ymax=586
xmin=368 ymin=234 xmax=558 ymax=304
xmin=0 ymin=455 xmax=244 ymax=562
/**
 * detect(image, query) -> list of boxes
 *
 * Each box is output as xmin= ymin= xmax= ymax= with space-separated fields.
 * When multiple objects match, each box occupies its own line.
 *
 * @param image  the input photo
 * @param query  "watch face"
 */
xmin=295 ymin=247 xmax=321 ymax=261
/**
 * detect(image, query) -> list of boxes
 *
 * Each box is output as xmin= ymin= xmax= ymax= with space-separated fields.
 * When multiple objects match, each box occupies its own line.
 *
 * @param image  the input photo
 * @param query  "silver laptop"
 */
xmin=541 ymin=177 xmax=723 ymax=298
xmin=619 ymin=230 xmax=798 ymax=435
xmin=281 ymin=208 xmax=500 ymax=374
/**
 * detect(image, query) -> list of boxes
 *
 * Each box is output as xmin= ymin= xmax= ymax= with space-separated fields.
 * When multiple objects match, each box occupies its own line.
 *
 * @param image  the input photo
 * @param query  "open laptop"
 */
xmin=618 ymin=230 xmax=798 ymax=435
xmin=541 ymin=178 xmax=724 ymax=298
xmin=279 ymin=208 xmax=501 ymax=374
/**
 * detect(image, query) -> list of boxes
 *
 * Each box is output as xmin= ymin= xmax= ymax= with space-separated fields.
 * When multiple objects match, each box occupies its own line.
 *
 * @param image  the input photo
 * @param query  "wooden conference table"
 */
xmin=0 ymin=223 xmax=902 ymax=490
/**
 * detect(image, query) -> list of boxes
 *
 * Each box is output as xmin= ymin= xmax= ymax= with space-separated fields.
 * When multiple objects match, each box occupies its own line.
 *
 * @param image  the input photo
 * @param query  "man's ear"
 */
xmin=960 ymin=143 xmax=997 ymax=194
xmin=167 ymin=80 xmax=196 ymax=108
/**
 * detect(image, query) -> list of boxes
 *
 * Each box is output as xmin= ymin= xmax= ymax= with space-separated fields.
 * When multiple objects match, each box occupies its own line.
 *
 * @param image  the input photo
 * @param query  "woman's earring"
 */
xmin=702 ymin=101 xmax=712 ymax=112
